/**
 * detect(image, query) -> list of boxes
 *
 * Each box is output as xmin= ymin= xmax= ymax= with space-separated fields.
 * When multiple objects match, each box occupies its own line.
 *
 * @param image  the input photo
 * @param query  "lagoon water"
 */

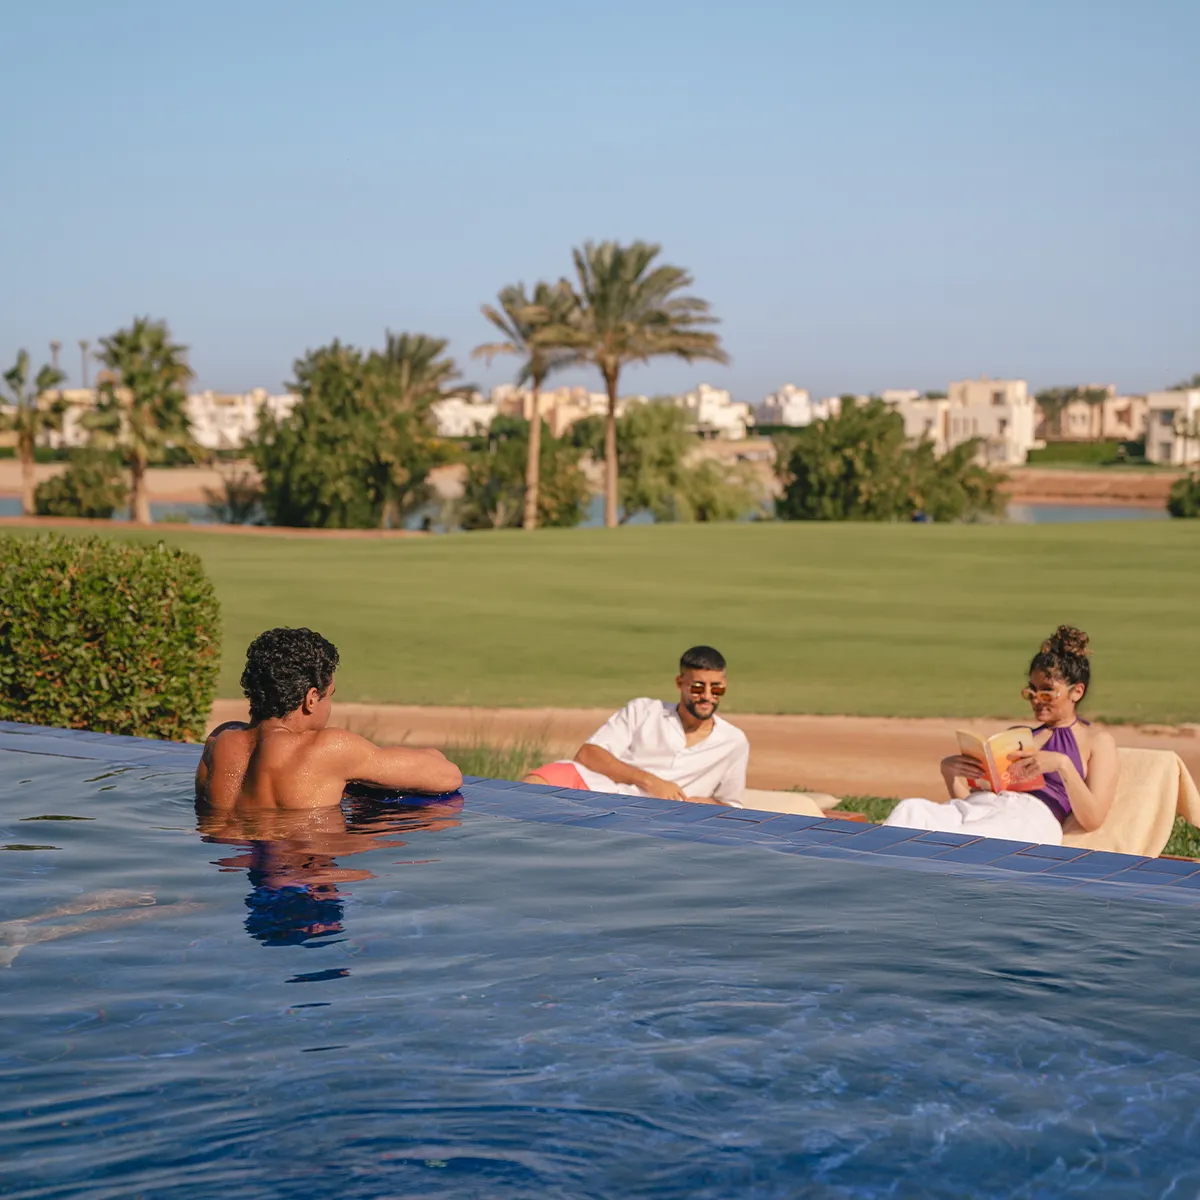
xmin=3 ymin=746 xmax=1200 ymax=1198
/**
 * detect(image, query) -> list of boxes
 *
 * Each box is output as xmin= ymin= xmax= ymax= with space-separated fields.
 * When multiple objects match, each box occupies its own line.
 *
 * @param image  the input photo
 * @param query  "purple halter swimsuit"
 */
xmin=1029 ymin=721 xmax=1086 ymax=823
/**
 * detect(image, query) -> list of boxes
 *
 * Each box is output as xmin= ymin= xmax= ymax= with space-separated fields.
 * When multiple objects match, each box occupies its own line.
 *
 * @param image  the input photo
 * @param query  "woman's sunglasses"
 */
xmin=1021 ymin=686 xmax=1061 ymax=703
xmin=688 ymin=681 xmax=726 ymax=697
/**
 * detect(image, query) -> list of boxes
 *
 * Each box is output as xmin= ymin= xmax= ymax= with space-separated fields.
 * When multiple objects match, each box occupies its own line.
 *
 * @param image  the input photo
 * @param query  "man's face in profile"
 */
xmin=676 ymin=668 xmax=727 ymax=722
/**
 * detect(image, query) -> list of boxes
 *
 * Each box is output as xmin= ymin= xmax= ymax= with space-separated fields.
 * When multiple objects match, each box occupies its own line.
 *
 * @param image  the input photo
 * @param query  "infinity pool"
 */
xmin=2 ymin=733 xmax=1199 ymax=1198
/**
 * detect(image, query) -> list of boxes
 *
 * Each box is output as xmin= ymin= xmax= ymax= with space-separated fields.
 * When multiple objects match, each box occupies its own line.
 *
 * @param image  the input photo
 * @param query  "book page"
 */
xmin=955 ymin=730 xmax=998 ymax=792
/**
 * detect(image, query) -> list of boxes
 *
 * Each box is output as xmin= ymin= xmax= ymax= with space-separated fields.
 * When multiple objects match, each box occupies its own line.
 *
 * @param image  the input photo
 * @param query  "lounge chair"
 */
xmin=1063 ymin=747 xmax=1200 ymax=858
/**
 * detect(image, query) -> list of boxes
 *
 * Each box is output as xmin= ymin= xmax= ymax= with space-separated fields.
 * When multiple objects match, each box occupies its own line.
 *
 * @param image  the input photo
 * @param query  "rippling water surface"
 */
xmin=2 ymin=752 xmax=1199 ymax=1199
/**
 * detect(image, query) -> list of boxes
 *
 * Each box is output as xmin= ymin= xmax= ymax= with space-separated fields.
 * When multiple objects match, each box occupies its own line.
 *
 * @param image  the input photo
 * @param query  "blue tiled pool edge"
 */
xmin=3 ymin=719 xmax=1198 ymax=908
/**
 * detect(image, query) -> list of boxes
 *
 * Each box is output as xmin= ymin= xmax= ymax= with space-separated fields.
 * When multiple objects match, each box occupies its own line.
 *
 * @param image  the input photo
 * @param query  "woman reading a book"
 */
xmin=883 ymin=626 xmax=1119 ymax=845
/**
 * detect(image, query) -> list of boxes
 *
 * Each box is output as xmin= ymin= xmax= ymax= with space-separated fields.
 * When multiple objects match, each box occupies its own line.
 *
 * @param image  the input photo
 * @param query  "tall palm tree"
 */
xmin=87 ymin=317 xmax=194 ymax=525
xmin=473 ymin=280 xmax=578 ymax=530
xmin=1 ymin=350 xmax=67 ymax=514
xmin=370 ymin=332 xmax=465 ymax=529
xmin=539 ymin=240 xmax=728 ymax=527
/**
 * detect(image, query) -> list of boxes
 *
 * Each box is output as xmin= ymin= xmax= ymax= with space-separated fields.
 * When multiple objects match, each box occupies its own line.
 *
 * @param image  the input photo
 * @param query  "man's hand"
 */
xmin=638 ymin=774 xmax=688 ymax=802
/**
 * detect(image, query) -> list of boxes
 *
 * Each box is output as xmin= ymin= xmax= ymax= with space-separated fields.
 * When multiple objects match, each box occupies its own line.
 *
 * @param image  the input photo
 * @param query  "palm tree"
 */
xmin=473 ymin=281 xmax=578 ymax=530
xmin=79 ymin=339 xmax=91 ymax=388
xmin=87 ymin=317 xmax=194 ymax=525
xmin=371 ymin=332 xmax=464 ymax=528
xmin=538 ymin=241 xmax=728 ymax=527
xmin=1 ymin=350 xmax=67 ymax=514
xmin=377 ymin=332 xmax=462 ymax=413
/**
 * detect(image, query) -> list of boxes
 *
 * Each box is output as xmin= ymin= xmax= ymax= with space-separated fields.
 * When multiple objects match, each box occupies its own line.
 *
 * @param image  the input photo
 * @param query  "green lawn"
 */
xmin=10 ymin=521 xmax=1200 ymax=723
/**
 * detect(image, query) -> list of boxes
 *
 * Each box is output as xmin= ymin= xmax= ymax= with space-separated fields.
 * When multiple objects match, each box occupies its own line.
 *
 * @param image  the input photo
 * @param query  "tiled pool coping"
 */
xmin=3 ymin=719 xmax=1198 ymax=908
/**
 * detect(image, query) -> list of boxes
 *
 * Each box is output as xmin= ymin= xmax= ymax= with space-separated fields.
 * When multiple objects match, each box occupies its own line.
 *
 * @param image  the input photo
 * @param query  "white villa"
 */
xmin=1144 ymin=390 xmax=1200 ymax=466
xmin=752 ymin=385 xmax=841 ymax=428
xmin=431 ymin=394 xmax=498 ymax=438
xmin=39 ymin=387 xmax=299 ymax=451
xmin=670 ymin=384 xmax=752 ymax=440
xmin=187 ymin=389 xmax=299 ymax=450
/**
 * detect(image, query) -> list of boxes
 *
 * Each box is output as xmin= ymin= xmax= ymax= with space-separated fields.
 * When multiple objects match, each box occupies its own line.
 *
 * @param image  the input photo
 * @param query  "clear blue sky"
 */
xmin=3 ymin=0 xmax=1196 ymax=399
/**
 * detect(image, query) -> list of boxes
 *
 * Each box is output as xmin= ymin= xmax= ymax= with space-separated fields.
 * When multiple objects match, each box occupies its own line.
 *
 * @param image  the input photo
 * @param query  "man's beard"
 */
xmin=682 ymin=696 xmax=719 ymax=722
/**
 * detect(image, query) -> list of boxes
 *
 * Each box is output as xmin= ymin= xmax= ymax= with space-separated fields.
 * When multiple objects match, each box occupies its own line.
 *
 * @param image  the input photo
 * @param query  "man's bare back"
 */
xmin=195 ymin=627 xmax=462 ymax=811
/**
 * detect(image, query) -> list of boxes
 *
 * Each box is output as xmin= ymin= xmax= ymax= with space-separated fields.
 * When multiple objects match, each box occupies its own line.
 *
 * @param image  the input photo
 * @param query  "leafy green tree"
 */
xmin=373 ymin=332 xmax=464 ymax=526
xmin=1168 ymin=374 xmax=1200 ymax=391
xmin=676 ymin=458 xmax=767 ymax=522
xmin=776 ymin=398 xmax=1003 ymax=522
xmin=473 ymin=281 xmax=578 ymax=531
xmin=1167 ymin=472 xmax=1200 ymax=518
xmin=572 ymin=400 xmax=761 ymax=522
xmin=537 ymin=240 xmax=728 ymax=528
xmin=253 ymin=342 xmax=443 ymax=529
xmin=459 ymin=415 xmax=588 ymax=530
xmin=1 ymin=349 xmax=67 ymax=514
xmin=34 ymin=448 xmax=127 ymax=518
xmin=85 ymin=317 xmax=195 ymax=525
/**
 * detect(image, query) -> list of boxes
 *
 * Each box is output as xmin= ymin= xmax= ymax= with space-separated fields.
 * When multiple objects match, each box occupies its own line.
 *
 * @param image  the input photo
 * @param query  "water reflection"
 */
xmin=195 ymin=790 xmax=463 ymax=947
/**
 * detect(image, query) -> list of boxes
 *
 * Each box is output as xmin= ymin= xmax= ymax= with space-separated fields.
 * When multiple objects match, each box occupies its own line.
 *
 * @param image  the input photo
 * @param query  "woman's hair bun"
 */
xmin=1042 ymin=625 xmax=1090 ymax=659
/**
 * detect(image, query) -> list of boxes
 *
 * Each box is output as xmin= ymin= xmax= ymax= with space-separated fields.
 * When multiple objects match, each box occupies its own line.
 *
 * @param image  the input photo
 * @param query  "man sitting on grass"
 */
xmin=522 ymin=645 xmax=749 ymax=806
xmin=196 ymin=627 xmax=462 ymax=809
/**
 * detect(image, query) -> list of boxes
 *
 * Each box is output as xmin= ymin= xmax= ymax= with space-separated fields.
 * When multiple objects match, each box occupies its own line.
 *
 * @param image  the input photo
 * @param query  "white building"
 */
xmin=1144 ymin=390 xmax=1200 ymax=466
xmin=186 ymin=389 xmax=299 ymax=450
xmin=885 ymin=395 xmax=951 ymax=455
xmin=490 ymin=384 xmax=616 ymax=436
xmin=671 ymin=383 xmax=752 ymax=439
xmin=943 ymin=377 xmax=1040 ymax=466
xmin=431 ymin=394 xmax=498 ymax=438
xmin=39 ymin=387 xmax=298 ymax=451
xmin=752 ymin=384 xmax=840 ymax=428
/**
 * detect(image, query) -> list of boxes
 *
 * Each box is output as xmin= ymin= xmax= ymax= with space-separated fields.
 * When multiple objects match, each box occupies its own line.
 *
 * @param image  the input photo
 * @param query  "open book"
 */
xmin=956 ymin=727 xmax=1045 ymax=794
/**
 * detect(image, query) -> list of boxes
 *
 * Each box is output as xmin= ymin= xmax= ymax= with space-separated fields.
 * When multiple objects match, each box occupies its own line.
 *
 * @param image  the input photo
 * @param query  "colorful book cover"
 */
xmin=955 ymin=727 xmax=1046 ymax=793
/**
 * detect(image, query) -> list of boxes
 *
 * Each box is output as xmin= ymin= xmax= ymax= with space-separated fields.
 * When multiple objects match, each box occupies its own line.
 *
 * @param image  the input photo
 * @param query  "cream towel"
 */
xmin=1062 ymin=747 xmax=1200 ymax=858
xmin=739 ymin=788 xmax=831 ymax=818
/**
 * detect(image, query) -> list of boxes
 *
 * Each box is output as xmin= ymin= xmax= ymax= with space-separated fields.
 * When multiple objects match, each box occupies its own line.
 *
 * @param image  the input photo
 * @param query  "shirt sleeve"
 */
xmin=711 ymin=736 xmax=750 ymax=804
xmin=582 ymin=699 xmax=646 ymax=761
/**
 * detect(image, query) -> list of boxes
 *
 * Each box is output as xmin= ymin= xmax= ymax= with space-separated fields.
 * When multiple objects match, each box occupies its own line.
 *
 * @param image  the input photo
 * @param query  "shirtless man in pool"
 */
xmin=195 ymin=627 xmax=462 ymax=810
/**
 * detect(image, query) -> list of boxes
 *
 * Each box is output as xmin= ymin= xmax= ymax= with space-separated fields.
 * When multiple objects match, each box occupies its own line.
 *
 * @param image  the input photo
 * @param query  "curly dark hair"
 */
xmin=680 ymin=645 xmax=727 ymax=672
xmin=1028 ymin=624 xmax=1091 ymax=697
xmin=241 ymin=627 xmax=340 ymax=722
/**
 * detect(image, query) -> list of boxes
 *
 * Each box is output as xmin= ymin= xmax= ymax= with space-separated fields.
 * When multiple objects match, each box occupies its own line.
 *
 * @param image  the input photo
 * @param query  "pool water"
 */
xmin=3 ymin=746 xmax=1200 ymax=1198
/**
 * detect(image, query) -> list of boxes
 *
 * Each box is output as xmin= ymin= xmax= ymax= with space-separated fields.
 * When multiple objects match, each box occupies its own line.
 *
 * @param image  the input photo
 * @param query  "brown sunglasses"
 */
xmin=1021 ymin=686 xmax=1061 ymax=703
xmin=688 ymin=681 xmax=726 ymax=697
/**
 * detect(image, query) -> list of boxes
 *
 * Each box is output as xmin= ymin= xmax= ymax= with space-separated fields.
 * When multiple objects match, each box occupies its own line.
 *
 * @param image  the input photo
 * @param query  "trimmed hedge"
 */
xmin=0 ymin=534 xmax=221 ymax=741
xmin=1026 ymin=440 xmax=1144 ymax=465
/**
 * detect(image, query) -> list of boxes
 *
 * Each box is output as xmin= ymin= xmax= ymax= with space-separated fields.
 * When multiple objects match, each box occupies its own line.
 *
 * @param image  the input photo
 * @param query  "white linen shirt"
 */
xmin=574 ymin=697 xmax=750 ymax=804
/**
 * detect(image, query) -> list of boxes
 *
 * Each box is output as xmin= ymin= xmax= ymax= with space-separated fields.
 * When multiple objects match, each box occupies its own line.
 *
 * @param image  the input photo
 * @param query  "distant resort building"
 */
xmin=36 ymin=387 xmax=299 ymax=451
xmin=430 ymin=394 xmax=497 ymax=438
xmin=752 ymin=385 xmax=840 ymax=429
xmin=1144 ymin=389 xmax=1200 ymax=466
xmin=1036 ymin=384 xmax=1149 ymax=443
xmin=668 ymin=384 xmax=752 ymax=440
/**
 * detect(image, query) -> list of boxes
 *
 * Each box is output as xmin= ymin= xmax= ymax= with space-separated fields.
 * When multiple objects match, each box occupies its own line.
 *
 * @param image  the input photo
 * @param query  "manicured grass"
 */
xmin=7 ymin=521 xmax=1199 ymax=723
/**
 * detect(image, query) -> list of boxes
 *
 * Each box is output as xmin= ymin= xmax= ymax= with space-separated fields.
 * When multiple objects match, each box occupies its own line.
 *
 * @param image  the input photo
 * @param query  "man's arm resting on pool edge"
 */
xmin=573 ymin=743 xmax=727 ymax=804
xmin=329 ymin=731 xmax=463 ymax=794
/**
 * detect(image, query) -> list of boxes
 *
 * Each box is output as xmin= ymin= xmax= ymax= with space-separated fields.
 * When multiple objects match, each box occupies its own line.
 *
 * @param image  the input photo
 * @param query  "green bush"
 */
xmin=34 ymin=448 xmax=127 ymax=518
xmin=775 ymin=399 xmax=1004 ymax=522
xmin=1167 ymin=472 xmax=1200 ymax=518
xmin=0 ymin=534 xmax=221 ymax=741
xmin=1026 ymin=440 xmax=1143 ymax=466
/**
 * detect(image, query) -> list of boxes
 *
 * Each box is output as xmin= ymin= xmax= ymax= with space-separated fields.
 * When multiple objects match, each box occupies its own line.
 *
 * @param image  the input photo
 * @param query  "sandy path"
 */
xmin=207 ymin=700 xmax=1200 ymax=799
